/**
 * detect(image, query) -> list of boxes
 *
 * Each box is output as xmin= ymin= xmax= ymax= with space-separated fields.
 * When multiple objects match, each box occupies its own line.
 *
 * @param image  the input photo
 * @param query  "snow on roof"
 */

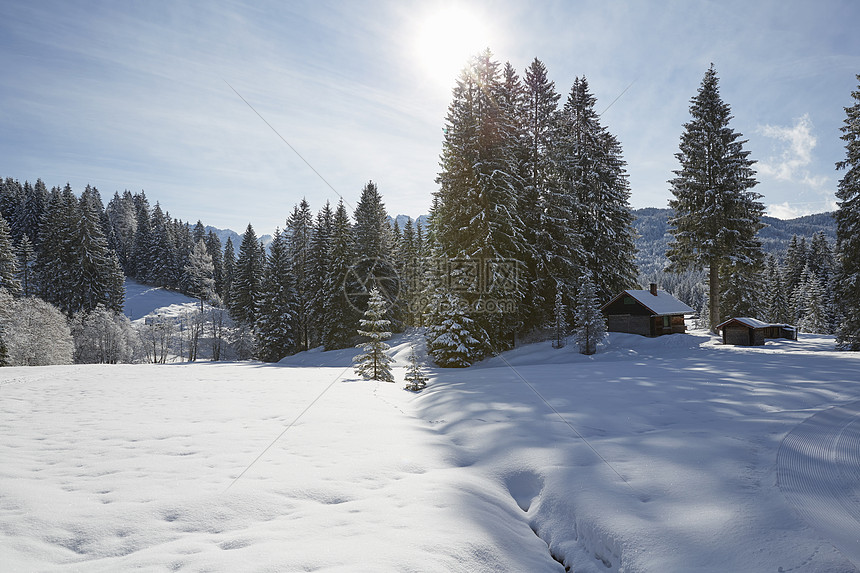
xmin=716 ymin=317 xmax=780 ymax=330
xmin=618 ymin=289 xmax=695 ymax=316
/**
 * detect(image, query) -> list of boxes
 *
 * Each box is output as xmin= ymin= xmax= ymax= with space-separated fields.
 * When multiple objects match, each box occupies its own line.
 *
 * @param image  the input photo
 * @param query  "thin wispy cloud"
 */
xmin=756 ymin=114 xmax=837 ymax=218
xmin=757 ymin=114 xmax=827 ymax=187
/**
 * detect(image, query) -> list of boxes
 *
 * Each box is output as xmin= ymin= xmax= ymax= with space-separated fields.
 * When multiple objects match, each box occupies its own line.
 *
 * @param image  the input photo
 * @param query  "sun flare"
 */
xmin=414 ymin=6 xmax=491 ymax=85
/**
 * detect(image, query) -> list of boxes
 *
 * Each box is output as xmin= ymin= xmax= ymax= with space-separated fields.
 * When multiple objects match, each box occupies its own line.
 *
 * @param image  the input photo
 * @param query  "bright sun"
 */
xmin=413 ymin=6 xmax=491 ymax=85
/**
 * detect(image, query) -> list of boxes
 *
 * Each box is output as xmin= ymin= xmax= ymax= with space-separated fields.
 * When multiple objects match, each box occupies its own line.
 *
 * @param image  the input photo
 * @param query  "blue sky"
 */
xmin=2 ymin=0 xmax=858 ymax=235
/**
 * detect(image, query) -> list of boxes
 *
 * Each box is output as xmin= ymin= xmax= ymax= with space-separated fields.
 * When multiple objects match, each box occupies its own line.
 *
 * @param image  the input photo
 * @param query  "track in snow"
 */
xmin=777 ymin=400 xmax=860 ymax=568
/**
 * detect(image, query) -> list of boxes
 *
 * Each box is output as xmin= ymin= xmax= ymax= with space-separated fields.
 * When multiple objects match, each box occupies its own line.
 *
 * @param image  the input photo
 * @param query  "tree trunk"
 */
xmin=709 ymin=261 xmax=720 ymax=333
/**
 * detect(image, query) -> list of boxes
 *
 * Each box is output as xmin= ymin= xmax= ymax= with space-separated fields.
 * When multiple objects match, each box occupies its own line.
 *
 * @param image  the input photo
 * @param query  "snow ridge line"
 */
xmin=494 ymin=352 xmax=647 ymax=501
xmin=777 ymin=399 xmax=860 ymax=567
xmin=223 ymin=364 xmax=353 ymax=492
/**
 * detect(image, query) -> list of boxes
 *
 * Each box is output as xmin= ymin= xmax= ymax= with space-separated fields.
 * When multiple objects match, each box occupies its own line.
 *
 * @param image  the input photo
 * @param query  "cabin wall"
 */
xmin=723 ymin=325 xmax=766 ymax=346
xmin=724 ymin=326 xmax=752 ymax=346
xmin=606 ymin=314 xmax=651 ymax=336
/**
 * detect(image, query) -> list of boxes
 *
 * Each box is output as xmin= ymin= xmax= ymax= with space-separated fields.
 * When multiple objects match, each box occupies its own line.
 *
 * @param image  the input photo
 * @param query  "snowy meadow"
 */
xmin=2 ymin=323 xmax=860 ymax=572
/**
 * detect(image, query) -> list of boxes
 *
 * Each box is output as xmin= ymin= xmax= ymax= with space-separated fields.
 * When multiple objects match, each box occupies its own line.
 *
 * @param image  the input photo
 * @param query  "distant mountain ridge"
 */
xmin=633 ymin=208 xmax=836 ymax=275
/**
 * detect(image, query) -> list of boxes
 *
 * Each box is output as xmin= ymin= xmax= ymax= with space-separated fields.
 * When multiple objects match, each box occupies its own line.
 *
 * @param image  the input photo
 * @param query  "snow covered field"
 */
xmin=2 ymin=328 xmax=860 ymax=571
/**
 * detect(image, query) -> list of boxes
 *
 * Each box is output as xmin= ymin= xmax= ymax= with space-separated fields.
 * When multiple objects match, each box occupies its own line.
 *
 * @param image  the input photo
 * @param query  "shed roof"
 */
xmin=603 ymin=289 xmax=695 ymax=316
xmin=715 ymin=317 xmax=795 ymax=330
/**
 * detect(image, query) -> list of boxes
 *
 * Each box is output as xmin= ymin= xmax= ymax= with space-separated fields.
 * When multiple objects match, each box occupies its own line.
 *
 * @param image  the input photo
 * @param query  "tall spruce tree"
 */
xmin=71 ymin=187 xmax=125 ymax=314
xmin=255 ymin=228 xmax=298 ymax=362
xmin=556 ymin=76 xmax=638 ymax=301
xmin=431 ymin=49 xmax=528 ymax=350
xmin=667 ymin=65 xmax=763 ymax=331
xmin=286 ymin=199 xmax=314 ymax=350
xmin=322 ymin=200 xmax=358 ymax=349
xmin=35 ymin=185 xmax=75 ymax=308
xmin=784 ymin=234 xmax=809 ymax=295
xmin=762 ymin=254 xmax=790 ymax=324
xmin=205 ymin=230 xmax=224 ymax=302
xmin=222 ymin=236 xmax=236 ymax=308
xmin=521 ymin=58 xmax=562 ymax=330
xmin=308 ymin=201 xmax=333 ymax=346
xmin=16 ymin=235 xmax=35 ymax=296
xmin=351 ymin=182 xmax=399 ymax=322
xmin=229 ymin=224 xmax=263 ymax=326
xmin=835 ymin=74 xmax=860 ymax=349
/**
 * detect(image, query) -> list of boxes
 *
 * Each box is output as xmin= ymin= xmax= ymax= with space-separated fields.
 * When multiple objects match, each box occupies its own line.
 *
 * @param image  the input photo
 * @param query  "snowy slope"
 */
xmin=123 ymin=279 xmax=200 ymax=321
xmin=2 ymin=332 xmax=860 ymax=571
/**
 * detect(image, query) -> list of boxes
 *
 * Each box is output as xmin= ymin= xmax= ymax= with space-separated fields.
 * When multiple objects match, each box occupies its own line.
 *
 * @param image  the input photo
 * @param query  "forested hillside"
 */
xmin=633 ymin=207 xmax=836 ymax=276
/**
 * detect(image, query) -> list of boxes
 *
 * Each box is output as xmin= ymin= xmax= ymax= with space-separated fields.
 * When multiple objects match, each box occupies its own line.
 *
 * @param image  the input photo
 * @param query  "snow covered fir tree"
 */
xmin=426 ymin=50 xmax=639 ymax=364
xmin=666 ymin=65 xmax=764 ymax=332
xmin=835 ymin=74 xmax=860 ymax=350
xmin=353 ymin=287 xmax=394 ymax=382
xmin=573 ymin=273 xmax=606 ymax=355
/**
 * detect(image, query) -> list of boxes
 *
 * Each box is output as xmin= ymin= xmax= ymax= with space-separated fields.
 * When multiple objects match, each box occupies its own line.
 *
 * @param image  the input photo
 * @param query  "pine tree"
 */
xmin=353 ymin=181 xmax=392 ymax=261
xmin=552 ymin=284 xmax=567 ymax=348
xmin=0 ymin=213 xmax=21 ymax=296
xmin=555 ymin=76 xmax=638 ymax=302
xmin=222 ymin=236 xmax=236 ymax=308
xmin=15 ymin=235 xmax=34 ymax=296
xmin=192 ymin=220 xmax=206 ymax=246
xmin=255 ymin=229 xmax=298 ymax=362
xmin=205 ymin=230 xmax=224 ymax=301
xmin=0 ymin=178 xmax=22 ymax=228
xmin=146 ymin=203 xmax=176 ymax=287
xmin=286 ymin=199 xmax=314 ymax=350
xmin=784 ymin=235 xmax=808 ymax=295
xmin=351 ymin=182 xmax=398 ymax=322
xmin=353 ymin=287 xmax=394 ymax=381
xmin=229 ymin=224 xmax=263 ymax=326
xmin=130 ymin=191 xmax=153 ymax=280
xmin=432 ymin=49 xmax=528 ymax=349
xmin=322 ymin=200 xmax=358 ymax=350
xmin=68 ymin=187 xmax=125 ymax=314
xmin=106 ymin=190 xmax=138 ymax=274
xmin=308 ymin=201 xmax=333 ymax=347
xmin=762 ymin=254 xmax=790 ymax=324
xmin=720 ymin=261 xmax=760 ymax=319
xmin=35 ymin=185 xmax=76 ymax=308
xmin=185 ymin=239 xmax=216 ymax=310
xmin=519 ymin=58 xmax=561 ymax=330
xmin=573 ymin=272 xmax=606 ymax=355
xmin=835 ymin=75 xmax=860 ymax=347
xmin=796 ymin=266 xmax=830 ymax=334
xmin=667 ymin=65 xmax=764 ymax=331
xmin=0 ymin=326 xmax=8 ymax=366
xmin=404 ymin=346 xmax=428 ymax=391
xmin=426 ymin=290 xmax=488 ymax=367
xmin=15 ymin=179 xmax=47 ymax=250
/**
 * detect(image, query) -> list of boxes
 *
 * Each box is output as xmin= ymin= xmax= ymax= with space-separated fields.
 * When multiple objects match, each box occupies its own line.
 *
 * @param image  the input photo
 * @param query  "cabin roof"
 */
xmin=603 ymin=289 xmax=695 ymax=316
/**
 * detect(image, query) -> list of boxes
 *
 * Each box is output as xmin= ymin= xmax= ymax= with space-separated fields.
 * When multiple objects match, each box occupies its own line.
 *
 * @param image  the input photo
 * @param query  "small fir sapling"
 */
xmin=404 ymin=346 xmax=428 ymax=391
xmin=353 ymin=287 xmax=394 ymax=382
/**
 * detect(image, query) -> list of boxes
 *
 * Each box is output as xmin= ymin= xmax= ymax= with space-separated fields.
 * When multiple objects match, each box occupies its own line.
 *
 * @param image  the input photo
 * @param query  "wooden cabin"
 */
xmin=601 ymin=284 xmax=695 ymax=337
xmin=716 ymin=317 xmax=797 ymax=346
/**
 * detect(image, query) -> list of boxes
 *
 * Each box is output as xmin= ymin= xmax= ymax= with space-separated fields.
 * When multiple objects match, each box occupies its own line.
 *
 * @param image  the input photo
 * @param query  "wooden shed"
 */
xmin=715 ymin=317 xmax=798 ymax=346
xmin=601 ymin=284 xmax=695 ymax=337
